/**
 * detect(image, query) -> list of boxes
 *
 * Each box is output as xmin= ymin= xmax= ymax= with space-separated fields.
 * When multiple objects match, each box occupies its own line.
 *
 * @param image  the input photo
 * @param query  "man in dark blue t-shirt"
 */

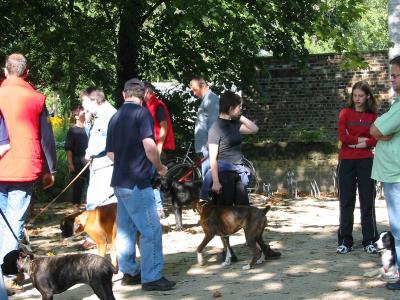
xmin=106 ymin=78 xmax=176 ymax=291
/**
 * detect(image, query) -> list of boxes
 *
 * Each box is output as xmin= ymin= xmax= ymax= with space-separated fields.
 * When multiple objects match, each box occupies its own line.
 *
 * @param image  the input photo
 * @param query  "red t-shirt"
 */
xmin=338 ymin=108 xmax=377 ymax=160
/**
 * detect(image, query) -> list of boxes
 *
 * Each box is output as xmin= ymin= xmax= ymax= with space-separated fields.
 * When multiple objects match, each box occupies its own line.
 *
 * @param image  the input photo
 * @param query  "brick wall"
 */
xmin=244 ymin=51 xmax=391 ymax=142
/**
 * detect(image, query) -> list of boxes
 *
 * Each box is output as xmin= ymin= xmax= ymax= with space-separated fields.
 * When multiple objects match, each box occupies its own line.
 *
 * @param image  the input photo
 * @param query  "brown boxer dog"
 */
xmin=196 ymin=201 xmax=281 ymax=270
xmin=60 ymin=203 xmax=117 ymax=268
xmin=17 ymin=250 xmax=116 ymax=300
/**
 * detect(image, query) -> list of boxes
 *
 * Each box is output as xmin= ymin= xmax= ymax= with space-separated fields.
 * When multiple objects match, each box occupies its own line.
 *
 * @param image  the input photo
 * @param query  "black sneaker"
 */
xmin=121 ymin=272 xmax=141 ymax=286
xmin=142 ymin=277 xmax=176 ymax=291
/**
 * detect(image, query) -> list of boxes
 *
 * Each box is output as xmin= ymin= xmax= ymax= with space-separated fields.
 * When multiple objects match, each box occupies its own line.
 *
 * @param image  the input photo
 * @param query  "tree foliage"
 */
xmin=0 ymin=0 xmax=369 ymax=112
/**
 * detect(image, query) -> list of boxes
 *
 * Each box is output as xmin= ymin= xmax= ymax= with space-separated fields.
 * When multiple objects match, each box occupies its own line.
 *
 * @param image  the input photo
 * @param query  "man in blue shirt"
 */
xmin=190 ymin=77 xmax=219 ymax=177
xmin=106 ymin=78 xmax=175 ymax=291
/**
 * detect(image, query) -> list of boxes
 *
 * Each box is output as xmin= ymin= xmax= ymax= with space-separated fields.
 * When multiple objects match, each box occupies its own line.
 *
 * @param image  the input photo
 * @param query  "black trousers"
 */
xmin=70 ymin=168 xmax=89 ymax=205
xmin=337 ymin=158 xmax=378 ymax=247
xmin=212 ymin=171 xmax=249 ymax=206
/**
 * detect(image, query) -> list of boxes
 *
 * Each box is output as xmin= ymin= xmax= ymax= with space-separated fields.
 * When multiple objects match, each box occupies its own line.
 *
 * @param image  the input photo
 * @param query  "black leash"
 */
xmin=0 ymin=207 xmax=19 ymax=243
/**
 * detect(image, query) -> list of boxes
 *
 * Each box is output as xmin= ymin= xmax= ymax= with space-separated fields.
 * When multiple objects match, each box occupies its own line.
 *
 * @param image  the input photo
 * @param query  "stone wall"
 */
xmin=244 ymin=51 xmax=391 ymax=142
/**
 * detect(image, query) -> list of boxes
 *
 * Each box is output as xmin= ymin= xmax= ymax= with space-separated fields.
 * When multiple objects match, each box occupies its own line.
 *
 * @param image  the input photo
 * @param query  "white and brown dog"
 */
xmin=60 ymin=203 xmax=117 ymax=268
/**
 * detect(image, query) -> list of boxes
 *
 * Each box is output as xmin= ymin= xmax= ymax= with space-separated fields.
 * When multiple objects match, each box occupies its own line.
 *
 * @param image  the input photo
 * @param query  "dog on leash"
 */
xmin=160 ymin=177 xmax=201 ymax=231
xmin=196 ymin=201 xmax=281 ymax=270
xmin=374 ymin=231 xmax=398 ymax=279
xmin=17 ymin=250 xmax=116 ymax=300
xmin=60 ymin=203 xmax=117 ymax=267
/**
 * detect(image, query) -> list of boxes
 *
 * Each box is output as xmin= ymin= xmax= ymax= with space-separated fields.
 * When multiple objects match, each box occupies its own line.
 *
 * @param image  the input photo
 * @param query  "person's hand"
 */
xmin=347 ymin=144 xmax=357 ymax=148
xmin=157 ymin=164 xmax=168 ymax=177
xmin=380 ymin=135 xmax=393 ymax=141
xmin=212 ymin=181 xmax=222 ymax=194
xmin=67 ymin=163 xmax=75 ymax=173
xmin=42 ymin=173 xmax=55 ymax=190
xmin=358 ymin=137 xmax=368 ymax=143
xmin=84 ymin=153 xmax=92 ymax=162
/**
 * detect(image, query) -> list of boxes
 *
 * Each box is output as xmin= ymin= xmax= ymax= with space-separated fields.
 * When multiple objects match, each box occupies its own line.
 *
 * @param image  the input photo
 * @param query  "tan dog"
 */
xmin=60 ymin=203 xmax=117 ymax=268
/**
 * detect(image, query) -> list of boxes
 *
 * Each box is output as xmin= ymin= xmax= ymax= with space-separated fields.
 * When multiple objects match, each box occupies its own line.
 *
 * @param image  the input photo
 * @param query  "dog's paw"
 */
xmin=242 ymin=264 xmax=251 ymax=270
xmin=256 ymin=257 xmax=264 ymax=265
xmin=174 ymin=226 xmax=183 ymax=232
xmin=197 ymin=252 xmax=204 ymax=266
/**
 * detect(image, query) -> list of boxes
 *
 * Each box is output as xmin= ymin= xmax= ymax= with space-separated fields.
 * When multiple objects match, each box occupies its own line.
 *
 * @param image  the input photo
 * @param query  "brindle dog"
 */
xmin=196 ymin=202 xmax=281 ymax=270
xmin=17 ymin=251 xmax=116 ymax=300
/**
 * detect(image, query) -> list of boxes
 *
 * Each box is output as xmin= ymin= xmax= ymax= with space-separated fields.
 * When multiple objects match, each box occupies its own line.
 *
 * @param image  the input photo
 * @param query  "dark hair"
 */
xmin=123 ymin=78 xmax=145 ymax=99
xmin=144 ymin=81 xmax=156 ymax=93
xmin=390 ymin=56 xmax=400 ymax=68
xmin=349 ymin=81 xmax=377 ymax=113
xmin=5 ymin=53 xmax=27 ymax=77
xmin=219 ymin=90 xmax=242 ymax=114
xmin=72 ymin=106 xmax=84 ymax=117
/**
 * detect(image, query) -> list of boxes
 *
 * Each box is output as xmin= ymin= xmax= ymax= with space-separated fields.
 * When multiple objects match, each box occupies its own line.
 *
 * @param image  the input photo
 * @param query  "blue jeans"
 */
xmin=153 ymin=188 xmax=164 ymax=210
xmin=114 ymin=186 xmax=163 ymax=283
xmin=0 ymin=182 xmax=32 ymax=265
xmin=383 ymin=182 xmax=400 ymax=270
xmin=0 ymin=267 xmax=8 ymax=300
xmin=200 ymin=148 xmax=210 ymax=179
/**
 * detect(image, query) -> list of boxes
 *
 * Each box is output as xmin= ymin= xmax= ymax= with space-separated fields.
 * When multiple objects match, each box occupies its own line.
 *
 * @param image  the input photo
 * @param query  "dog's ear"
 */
xmin=74 ymin=211 xmax=88 ymax=233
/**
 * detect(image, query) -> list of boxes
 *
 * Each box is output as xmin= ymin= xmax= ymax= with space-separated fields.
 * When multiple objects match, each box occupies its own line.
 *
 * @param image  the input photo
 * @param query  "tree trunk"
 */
xmin=388 ymin=0 xmax=400 ymax=59
xmin=115 ymin=0 xmax=143 ymax=107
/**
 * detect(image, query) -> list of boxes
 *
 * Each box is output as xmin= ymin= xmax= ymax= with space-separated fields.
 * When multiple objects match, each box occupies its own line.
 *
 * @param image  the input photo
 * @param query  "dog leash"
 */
xmin=177 ymin=155 xmax=209 ymax=182
xmin=28 ymin=160 xmax=91 ymax=225
xmin=0 ymin=207 xmax=19 ymax=242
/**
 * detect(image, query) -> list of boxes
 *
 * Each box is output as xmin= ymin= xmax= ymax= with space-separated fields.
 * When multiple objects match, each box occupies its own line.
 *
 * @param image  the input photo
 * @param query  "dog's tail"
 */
xmin=262 ymin=205 xmax=271 ymax=215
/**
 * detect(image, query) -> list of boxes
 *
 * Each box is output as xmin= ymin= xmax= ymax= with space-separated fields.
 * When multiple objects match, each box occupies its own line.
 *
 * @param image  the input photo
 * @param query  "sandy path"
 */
xmin=9 ymin=194 xmax=399 ymax=300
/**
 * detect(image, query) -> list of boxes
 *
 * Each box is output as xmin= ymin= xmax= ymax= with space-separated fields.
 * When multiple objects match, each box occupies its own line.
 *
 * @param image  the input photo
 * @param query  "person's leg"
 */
xmin=0 ymin=183 xmax=32 ymax=264
xmin=337 ymin=159 xmax=357 ymax=249
xmin=200 ymin=148 xmax=210 ymax=179
xmin=218 ymin=171 xmax=236 ymax=206
xmin=356 ymin=158 xmax=378 ymax=248
xmin=72 ymin=172 xmax=84 ymax=205
xmin=114 ymin=187 xmax=140 ymax=277
xmin=235 ymin=174 xmax=250 ymax=206
xmin=0 ymin=267 xmax=8 ymax=300
xmin=153 ymin=188 xmax=165 ymax=217
xmin=383 ymin=182 xmax=400 ymax=270
xmin=124 ymin=186 xmax=163 ymax=283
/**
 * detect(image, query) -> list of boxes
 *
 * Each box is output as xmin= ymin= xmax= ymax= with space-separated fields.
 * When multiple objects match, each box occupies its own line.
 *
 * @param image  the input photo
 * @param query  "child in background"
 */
xmin=65 ymin=106 xmax=89 ymax=208
xmin=336 ymin=81 xmax=379 ymax=254
xmin=0 ymin=112 xmax=10 ymax=157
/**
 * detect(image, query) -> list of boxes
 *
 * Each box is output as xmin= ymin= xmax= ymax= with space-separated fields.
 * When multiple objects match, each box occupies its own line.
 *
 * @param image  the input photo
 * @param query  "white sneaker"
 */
xmin=336 ymin=245 xmax=352 ymax=254
xmin=364 ymin=244 xmax=377 ymax=254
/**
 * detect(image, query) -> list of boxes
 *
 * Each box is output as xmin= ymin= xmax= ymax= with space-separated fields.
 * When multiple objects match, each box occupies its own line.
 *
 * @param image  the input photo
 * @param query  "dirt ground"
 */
xmin=9 ymin=193 xmax=400 ymax=300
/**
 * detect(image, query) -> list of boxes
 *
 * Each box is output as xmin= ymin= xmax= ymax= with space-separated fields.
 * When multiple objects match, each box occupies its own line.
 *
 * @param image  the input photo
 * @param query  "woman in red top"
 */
xmin=336 ymin=81 xmax=379 ymax=254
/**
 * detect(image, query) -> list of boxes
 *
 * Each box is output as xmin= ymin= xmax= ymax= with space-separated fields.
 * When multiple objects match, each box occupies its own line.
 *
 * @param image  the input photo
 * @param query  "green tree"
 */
xmin=0 ymin=0 xmax=367 ymax=110
xmin=305 ymin=0 xmax=390 ymax=55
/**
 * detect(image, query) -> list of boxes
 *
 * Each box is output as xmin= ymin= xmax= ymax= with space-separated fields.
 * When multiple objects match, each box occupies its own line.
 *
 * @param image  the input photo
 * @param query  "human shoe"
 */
xmin=336 ymin=244 xmax=352 ymax=254
xmin=80 ymin=240 xmax=96 ymax=250
xmin=121 ymin=272 xmax=141 ymax=286
xmin=364 ymin=244 xmax=377 ymax=254
xmin=386 ymin=279 xmax=400 ymax=290
xmin=142 ymin=277 xmax=176 ymax=291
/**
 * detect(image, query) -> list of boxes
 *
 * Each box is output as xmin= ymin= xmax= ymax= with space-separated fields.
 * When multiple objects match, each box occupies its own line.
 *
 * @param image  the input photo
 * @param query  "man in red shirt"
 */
xmin=143 ymin=82 xmax=175 ymax=218
xmin=0 ymin=53 xmax=56 ymax=295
